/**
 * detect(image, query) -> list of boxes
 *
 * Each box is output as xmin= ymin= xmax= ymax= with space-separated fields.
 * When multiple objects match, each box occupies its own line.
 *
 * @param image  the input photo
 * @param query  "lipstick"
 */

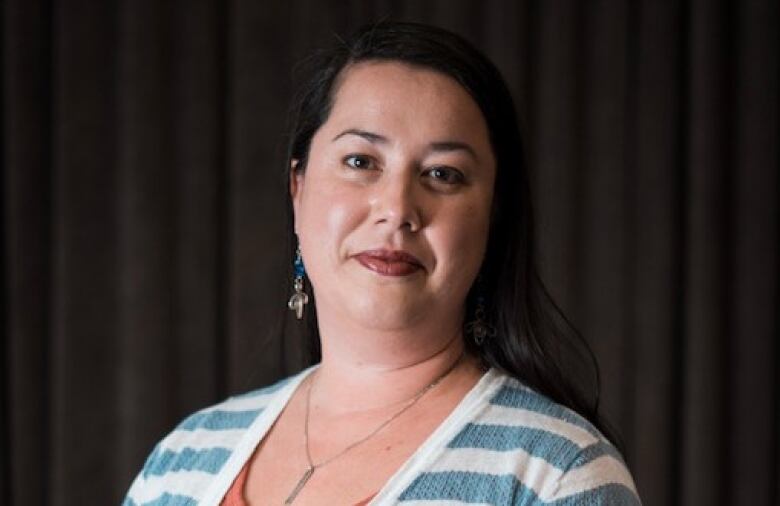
xmin=353 ymin=249 xmax=423 ymax=277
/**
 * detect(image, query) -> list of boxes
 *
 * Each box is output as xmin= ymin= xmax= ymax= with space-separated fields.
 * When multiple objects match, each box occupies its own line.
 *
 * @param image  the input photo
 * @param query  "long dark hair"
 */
xmin=281 ymin=20 xmax=621 ymax=448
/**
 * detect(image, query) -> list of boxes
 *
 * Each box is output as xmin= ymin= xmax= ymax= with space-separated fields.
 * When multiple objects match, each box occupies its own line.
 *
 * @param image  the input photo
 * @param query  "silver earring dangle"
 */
xmin=465 ymin=294 xmax=495 ymax=345
xmin=287 ymin=245 xmax=309 ymax=320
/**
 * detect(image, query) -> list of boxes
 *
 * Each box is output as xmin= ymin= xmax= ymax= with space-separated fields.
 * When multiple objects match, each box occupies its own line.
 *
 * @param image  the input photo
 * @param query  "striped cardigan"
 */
xmin=124 ymin=367 xmax=641 ymax=505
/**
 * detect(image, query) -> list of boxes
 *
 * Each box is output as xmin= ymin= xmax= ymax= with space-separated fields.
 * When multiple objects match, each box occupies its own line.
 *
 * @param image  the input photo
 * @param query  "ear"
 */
xmin=289 ymin=159 xmax=305 ymax=233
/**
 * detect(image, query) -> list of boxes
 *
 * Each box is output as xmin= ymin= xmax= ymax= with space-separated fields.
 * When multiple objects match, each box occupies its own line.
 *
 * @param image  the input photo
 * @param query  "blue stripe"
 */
xmin=399 ymin=471 xmax=540 ymax=503
xmin=447 ymin=423 xmax=618 ymax=470
xmin=568 ymin=440 xmax=625 ymax=470
xmin=140 ymin=443 xmax=162 ymax=480
xmin=143 ymin=447 xmax=231 ymax=477
xmin=399 ymin=471 xmax=639 ymax=505
xmin=490 ymin=385 xmax=602 ymax=439
xmin=140 ymin=493 xmax=198 ymax=506
xmin=178 ymin=409 xmax=261 ymax=431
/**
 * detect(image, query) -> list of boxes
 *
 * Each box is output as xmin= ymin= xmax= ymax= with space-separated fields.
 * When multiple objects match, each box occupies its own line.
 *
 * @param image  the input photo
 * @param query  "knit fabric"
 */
xmin=123 ymin=367 xmax=641 ymax=505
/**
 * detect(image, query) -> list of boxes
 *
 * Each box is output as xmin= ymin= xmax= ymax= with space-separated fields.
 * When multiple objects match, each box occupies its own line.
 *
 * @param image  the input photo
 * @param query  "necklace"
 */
xmin=283 ymin=352 xmax=465 ymax=505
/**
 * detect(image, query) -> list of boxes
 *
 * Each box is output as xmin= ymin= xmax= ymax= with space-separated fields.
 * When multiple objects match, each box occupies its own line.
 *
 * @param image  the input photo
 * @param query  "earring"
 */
xmin=287 ymin=245 xmax=309 ymax=320
xmin=465 ymin=294 xmax=495 ymax=345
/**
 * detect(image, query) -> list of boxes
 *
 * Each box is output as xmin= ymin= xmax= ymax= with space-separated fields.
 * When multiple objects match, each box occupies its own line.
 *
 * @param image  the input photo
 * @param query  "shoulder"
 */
xmin=123 ymin=372 xmax=302 ymax=505
xmin=399 ymin=369 xmax=641 ymax=505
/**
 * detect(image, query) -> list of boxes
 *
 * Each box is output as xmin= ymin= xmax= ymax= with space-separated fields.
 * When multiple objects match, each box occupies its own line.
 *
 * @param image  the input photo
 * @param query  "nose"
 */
xmin=371 ymin=172 xmax=422 ymax=233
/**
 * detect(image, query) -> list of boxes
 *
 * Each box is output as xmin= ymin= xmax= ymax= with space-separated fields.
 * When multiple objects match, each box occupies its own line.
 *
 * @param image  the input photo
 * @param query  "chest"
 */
xmin=242 ymin=394 xmax=457 ymax=505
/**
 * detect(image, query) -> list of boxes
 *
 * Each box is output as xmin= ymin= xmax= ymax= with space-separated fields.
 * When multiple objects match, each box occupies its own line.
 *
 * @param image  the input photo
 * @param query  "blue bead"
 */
xmin=294 ymin=256 xmax=305 ymax=276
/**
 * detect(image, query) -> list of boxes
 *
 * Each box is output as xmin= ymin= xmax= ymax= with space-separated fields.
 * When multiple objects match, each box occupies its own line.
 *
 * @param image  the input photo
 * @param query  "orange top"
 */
xmin=219 ymin=461 xmax=250 ymax=506
xmin=220 ymin=460 xmax=376 ymax=505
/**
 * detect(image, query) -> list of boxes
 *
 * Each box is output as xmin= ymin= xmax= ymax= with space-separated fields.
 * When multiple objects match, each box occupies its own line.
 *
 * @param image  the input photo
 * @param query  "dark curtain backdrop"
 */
xmin=3 ymin=1 xmax=778 ymax=505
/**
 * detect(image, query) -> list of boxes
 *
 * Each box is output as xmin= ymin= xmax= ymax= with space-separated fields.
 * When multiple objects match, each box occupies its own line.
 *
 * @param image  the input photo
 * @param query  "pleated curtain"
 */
xmin=3 ymin=1 xmax=778 ymax=504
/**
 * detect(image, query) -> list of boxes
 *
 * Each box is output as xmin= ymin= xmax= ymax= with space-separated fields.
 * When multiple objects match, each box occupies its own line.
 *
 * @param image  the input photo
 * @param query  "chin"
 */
xmin=350 ymin=297 xmax=430 ymax=331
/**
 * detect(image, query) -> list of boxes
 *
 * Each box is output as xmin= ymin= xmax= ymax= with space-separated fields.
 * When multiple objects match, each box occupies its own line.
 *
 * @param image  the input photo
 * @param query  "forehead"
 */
xmin=324 ymin=61 xmax=492 ymax=151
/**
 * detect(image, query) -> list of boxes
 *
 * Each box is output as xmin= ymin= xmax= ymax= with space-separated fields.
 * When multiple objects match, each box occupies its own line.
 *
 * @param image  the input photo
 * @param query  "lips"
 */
xmin=353 ymin=249 xmax=424 ymax=277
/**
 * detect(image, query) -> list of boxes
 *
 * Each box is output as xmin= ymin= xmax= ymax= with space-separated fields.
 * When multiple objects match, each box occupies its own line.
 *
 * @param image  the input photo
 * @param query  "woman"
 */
xmin=124 ymin=21 xmax=640 ymax=505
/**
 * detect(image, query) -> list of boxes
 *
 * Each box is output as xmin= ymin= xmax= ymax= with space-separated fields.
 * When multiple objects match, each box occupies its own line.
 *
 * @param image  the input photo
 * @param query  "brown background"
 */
xmin=3 ymin=1 xmax=778 ymax=505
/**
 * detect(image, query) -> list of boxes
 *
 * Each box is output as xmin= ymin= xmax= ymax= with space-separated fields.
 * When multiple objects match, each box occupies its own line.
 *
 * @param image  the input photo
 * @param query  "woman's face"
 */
xmin=291 ymin=61 xmax=496 ymax=332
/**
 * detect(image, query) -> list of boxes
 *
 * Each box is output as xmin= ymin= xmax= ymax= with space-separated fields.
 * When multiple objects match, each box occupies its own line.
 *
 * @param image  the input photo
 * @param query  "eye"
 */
xmin=343 ymin=154 xmax=374 ymax=170
xmin=425 ymin=166 xmax=465 ymax=185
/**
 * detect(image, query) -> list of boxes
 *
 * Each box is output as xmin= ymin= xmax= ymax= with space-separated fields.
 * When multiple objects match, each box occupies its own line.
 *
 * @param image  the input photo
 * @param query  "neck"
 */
xmin=311 ymin=308 xmax=481 ymax=414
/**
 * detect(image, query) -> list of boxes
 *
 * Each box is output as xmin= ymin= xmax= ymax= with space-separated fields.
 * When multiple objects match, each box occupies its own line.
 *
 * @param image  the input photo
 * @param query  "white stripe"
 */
xmin=549 ymin=453 xmax=639 ymax=500
xmin=424 ymin=447 xmax=564 ymax=500
xmin=370 ymin=370 xmax=505 ymax=505
xmin=478 ymin=404 xmax=600 ymax=449
xmin=198 ymin=366 xmax=318 ymax=505
xmin=407 ymin=447 xmax=636 ymax=503
xmin=126 ymin=469 xmax=213 ymax=503
xmin=499 ymin=378 xmax=536 ymax=394
xmin=158 ymin=428 xmax=245 ymax=453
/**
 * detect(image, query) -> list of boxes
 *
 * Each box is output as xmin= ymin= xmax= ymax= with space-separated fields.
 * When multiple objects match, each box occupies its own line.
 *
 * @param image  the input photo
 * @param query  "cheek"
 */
xmin=298 ymin=182 xmax=365 ymax=262
xmin=433 ymin=203 xmax=491 ymax=273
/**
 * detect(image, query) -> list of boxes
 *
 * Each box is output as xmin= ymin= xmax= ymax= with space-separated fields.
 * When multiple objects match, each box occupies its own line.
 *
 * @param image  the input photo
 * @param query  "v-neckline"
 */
xmin=200 ymin=365 xmax=503 ymax=505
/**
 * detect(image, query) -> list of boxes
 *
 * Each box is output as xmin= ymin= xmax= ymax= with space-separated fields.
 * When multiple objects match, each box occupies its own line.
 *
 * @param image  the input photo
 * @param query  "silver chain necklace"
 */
xmin=283 ymin=353 xmax=464 ymax=505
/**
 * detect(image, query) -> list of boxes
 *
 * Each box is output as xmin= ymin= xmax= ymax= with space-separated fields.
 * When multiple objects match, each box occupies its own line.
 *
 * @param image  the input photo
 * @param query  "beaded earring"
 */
xmin=287 ymin=245 xmax=309 ymax=320
xmin=465 ymin=293 xmax=495 ymax=345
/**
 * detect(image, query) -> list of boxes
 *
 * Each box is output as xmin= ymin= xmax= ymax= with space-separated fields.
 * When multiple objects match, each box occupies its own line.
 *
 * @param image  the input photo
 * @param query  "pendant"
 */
xmin=287 ymin=277 xmax=309 ymax=320
xmin=284 ymin=466 xmax=314 ymax=505
xmin=287 ymin=292 xmax=309 ymax=320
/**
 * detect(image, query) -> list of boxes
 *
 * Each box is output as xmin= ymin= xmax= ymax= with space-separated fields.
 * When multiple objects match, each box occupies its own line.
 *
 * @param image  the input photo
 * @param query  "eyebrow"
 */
xmin=332 ymin=128 xmax=479 ymax=162
xmin=333 ymin=128 xmax=388 ymax=144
